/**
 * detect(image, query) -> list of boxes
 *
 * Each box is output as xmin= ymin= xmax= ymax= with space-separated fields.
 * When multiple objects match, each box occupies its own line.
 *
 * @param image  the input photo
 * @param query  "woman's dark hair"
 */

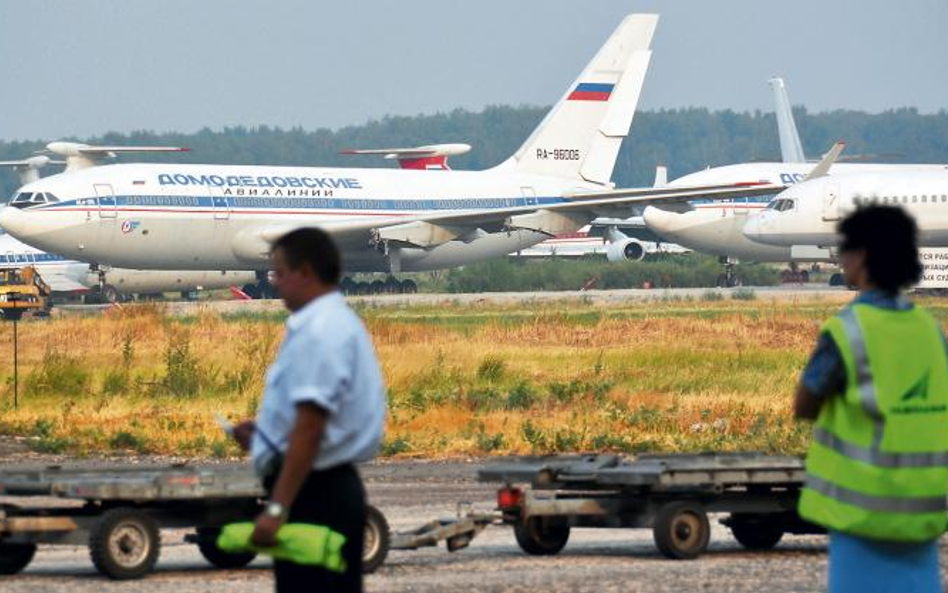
xmin=272 ymin=227 xmax=342 ymax=285
xmin=837 ymin=205 xmax=921 ymax=292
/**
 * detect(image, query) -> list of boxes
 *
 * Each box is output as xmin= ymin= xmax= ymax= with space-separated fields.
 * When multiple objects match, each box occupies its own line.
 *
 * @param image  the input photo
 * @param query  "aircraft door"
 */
xmin=521 ymin=186 xmax=538 ymax=207
xmin=95 ymin=184 xmax=117 ymax=219
xmin=212 ymin=193 xmax=230 ymax=220
xmin=822 ymin=182 xmax=841 ymax=222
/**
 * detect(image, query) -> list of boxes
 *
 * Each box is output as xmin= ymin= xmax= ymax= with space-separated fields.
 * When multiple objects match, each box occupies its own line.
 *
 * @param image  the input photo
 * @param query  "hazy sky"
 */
xmin=1 ymin=1 xmax=945 ymax=141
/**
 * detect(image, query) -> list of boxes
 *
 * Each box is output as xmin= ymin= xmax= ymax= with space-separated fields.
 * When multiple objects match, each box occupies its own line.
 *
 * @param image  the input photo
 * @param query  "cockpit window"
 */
xmin=767 ymin=198 xmax=795 ymax=212
xmin=8 ymin=191 xmax=56 ymax=209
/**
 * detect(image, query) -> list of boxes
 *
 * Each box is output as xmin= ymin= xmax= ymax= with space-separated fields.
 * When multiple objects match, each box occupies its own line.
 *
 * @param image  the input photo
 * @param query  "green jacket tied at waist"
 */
xmin=217 ymin=522 xmax=348 ymax=572
xmin=799 ymin=303 xmax=948 ymax=542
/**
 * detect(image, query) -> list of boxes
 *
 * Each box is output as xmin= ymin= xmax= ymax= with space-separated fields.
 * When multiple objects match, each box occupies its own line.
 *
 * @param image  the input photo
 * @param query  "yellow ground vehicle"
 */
xmin=0 ymin=266 xmax=52 ymax=319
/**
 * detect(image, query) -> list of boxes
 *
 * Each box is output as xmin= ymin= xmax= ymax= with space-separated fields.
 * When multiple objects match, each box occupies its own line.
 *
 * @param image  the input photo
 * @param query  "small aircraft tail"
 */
xmin=768 ymin=78 xmax=805 ymax=163
xmin=501 ymin=13 xmax=658 ymax=186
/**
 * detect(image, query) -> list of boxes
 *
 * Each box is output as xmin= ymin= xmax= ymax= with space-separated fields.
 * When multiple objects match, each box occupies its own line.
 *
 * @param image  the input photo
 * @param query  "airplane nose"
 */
xmin=0 ymin=205 xmax=30 ymax=238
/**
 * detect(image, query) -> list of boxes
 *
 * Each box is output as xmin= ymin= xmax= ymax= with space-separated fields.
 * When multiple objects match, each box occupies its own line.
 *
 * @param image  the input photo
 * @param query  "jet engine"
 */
xmin=606 ymin=238 xmax=646 ymax=262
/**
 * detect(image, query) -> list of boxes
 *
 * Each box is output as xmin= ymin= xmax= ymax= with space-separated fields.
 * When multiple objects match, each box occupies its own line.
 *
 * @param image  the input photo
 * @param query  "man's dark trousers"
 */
xmin=265 ymin=464 xmax=365 ymax=593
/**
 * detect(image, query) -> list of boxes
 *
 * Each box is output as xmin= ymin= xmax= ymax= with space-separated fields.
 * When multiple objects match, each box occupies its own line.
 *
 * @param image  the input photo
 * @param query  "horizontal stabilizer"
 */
xmin=341 ymin=143 xmax=471 ymax=171
xmin=43 ymin=142 xmax=190 ymax=171
xmin=0 ymin=155 xmax=64 ymax=184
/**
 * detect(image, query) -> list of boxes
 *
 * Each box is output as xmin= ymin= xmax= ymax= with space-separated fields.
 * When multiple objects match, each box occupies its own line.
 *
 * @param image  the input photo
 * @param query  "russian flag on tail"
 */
xmin=568 ymin=82 xmax=615 ymax=102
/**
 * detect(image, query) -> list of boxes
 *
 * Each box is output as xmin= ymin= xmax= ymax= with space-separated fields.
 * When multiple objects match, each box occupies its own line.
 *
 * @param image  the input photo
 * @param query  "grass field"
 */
xmin=0 ymin=293 xmax=937 ymax=459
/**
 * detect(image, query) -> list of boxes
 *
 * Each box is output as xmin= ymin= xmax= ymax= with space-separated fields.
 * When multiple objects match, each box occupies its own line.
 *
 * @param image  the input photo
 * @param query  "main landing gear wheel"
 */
xmin=89 ymin=507 xmax=160 ymax=580
xmin=362 ymin=504 xmax=391 ymax=574
xmin=513 ymin=516 xmax=570 ymax=556
xmin=653 ymin=501 xmax=710 ymax=560
xmin=195 ymin=527 xmax=257 ymax=569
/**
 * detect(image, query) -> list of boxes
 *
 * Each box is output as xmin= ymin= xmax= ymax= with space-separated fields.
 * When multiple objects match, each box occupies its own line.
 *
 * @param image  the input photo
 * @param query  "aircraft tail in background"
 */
xmin=502 ymin=14 xmax=658 ymax=186
xmin=768 ymin=77 xmax=805 ymax=163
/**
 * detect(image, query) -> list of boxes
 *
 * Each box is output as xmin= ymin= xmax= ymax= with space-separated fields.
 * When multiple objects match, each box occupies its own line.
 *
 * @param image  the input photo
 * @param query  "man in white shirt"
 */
xmin=233 ymin=228 xmax=386 ymax=593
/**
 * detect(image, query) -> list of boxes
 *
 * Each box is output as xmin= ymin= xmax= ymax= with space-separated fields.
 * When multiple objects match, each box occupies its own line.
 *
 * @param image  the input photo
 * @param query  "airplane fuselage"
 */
xmin=744 ymin=169 xmax=948 ymax=247
xmin=646 ymin=162 xmax=948 ymax=262
xmin=0 ymin=232 xmax=255 ymax=295
xmin=0 ymin=163 xmax=602 ymax=272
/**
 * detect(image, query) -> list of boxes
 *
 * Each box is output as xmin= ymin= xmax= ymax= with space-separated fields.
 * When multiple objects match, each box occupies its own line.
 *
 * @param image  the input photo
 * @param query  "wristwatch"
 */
xmin=264 ymin=501 xmax=288 ymax=520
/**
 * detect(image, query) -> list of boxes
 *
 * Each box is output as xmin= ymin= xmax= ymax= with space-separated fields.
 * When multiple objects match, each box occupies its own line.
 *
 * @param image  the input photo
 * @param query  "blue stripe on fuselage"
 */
xmin=30 ymin=194 xmax=567 ymax=212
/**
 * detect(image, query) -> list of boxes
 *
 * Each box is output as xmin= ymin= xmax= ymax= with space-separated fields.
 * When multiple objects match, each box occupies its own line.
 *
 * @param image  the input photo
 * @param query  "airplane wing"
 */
xmin=230 ymin=182 xmax=783 ymax=262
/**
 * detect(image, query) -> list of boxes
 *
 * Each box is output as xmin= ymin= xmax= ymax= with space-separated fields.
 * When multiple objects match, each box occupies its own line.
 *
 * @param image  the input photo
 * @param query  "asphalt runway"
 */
xmin=3 ymin=458 xmax=946 ymax=593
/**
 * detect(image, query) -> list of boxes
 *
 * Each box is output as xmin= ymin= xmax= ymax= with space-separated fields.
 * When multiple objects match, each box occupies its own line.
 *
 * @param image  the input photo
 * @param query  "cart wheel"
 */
xmin=728 ymin=515 xmax=784 ymax=550
xmin=0 ymin=543 xmax=37 ymax=575
xmin=89 ymin=507 xmax=160 ymax=580
xmin=195 ymin=527 xmax=257 ymax=569
xmin=363 ymin=504 xmax=390 ymax=574
xmin=513 ymin=517 xmax=570 ymax=555
xmin=653 ymin=501 xmax=710 ymax=560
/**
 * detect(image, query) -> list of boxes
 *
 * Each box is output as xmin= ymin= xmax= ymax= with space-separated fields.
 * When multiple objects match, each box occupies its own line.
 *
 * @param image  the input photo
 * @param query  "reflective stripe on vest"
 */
xmin=812 ymin=426 xmax=948 ymax=468
xmin=806 ymin=474 xmax=947 ymax=513
xmin=840 ymin=307 xmax=884 ymax=449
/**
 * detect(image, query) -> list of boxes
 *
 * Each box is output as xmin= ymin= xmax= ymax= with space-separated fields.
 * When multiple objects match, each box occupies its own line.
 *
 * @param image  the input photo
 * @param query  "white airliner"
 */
xmin=743 ymin=168 xmax=948 ymax=248
xmin=0 ymin=231 xmax=255 ymax=301
xmin=639 ymin=77 xmax=947 ymax=282
xmin=0 ymin=14 xmax=780 ymax=274
xmin=0 ymin=149 xmax=257 ymax=301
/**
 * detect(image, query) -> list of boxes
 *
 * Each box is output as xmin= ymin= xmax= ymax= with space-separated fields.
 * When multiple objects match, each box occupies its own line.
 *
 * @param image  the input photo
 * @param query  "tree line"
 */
xmin=1 ymin=105 xmax=947 ymax=199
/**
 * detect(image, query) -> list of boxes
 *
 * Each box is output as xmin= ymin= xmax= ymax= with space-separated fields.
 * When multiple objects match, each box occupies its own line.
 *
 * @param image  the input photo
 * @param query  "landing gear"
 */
xmin=243 ymin=272 xmax=277 ymax=300
xmin=829 ymin=272 xmax=846 ymax=287
xmin=780 ymin=262 xmax=810 ymax=284
xmin=716 ymin=257 xmax=741 ymax=288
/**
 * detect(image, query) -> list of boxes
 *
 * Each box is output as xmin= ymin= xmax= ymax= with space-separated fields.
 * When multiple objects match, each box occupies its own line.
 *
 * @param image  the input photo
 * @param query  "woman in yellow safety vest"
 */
xmin=794 ymin=205 xmax=948 ymax=593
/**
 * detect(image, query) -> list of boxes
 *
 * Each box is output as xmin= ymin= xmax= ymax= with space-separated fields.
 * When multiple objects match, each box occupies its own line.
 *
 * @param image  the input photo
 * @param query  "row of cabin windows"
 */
xmin=854 ymin=194 xmax=948 ymax=207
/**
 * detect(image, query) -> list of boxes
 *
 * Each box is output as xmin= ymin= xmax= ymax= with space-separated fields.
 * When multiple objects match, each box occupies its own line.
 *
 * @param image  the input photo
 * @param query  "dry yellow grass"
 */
xmin=0 ymin=296 xmax=942 ymax=458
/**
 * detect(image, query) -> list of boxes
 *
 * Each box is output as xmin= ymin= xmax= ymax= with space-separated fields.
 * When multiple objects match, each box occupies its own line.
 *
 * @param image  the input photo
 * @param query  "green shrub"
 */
xmin=109 ymin=431 xmax=146 ymax=452
xmin=162 ymin=329 xmax=202 ymax=397
xmin=476 ymin=355 xmax=506 ymax=382
xmin=505 ymin=381 xmax=537 ymax=410
xmin=731 ymin=288 xmax=757 ymax=301
xmin=25 ymin=349 xmax=90 ymax=397
xmin=380 ymin=436 xmax=412 ymax=456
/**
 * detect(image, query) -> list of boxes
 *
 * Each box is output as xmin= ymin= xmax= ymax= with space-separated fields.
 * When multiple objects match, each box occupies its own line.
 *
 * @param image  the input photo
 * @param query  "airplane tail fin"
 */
xmin=768 ymin=78 xmax=805 ymax=163
xmin=500 ymin=14 xmax=658 ymax=185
